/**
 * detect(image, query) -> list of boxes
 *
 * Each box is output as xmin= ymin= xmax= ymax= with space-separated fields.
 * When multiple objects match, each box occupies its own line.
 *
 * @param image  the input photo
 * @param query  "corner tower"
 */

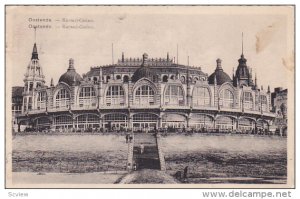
xmin=234 ymin=33 xmax=254 ymax=87
xmin=22 ymin=43 xmax=45 ymax=113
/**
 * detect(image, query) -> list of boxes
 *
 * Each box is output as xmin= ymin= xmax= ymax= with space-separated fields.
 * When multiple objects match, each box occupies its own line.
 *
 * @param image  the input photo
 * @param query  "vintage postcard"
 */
xmin=5 ymin=5 xmax=295 ymax=188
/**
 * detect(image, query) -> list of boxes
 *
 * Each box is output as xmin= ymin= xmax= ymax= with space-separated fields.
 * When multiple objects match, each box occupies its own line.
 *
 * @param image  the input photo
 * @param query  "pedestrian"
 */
xmin=183 ymin=166 xmax=188 ymax=179
xmin=133 ymin=163 xmax=137 ymax=171
xmin=175 ymin=171 xmax=182 ymax=180
xmin=129 ymin=134 xmax=133 ymax=143
xmin=125 ymin=134 xmax=129 ymax=143
xmin=127 ymin=163 xmax=131 ymax=170
xmin=140 ymin=144 xmax=144 ymax=154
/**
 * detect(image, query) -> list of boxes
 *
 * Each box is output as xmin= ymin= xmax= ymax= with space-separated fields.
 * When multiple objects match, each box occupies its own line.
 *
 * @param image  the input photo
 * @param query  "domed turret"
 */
xmin=208 ymin=59 xmax=232 ymax=85
xmin=59 ymin=58 xmax=83 ymax=86
xmin=236 ymin=54 xmax=249 ymax=77
xmin=131 ymin=53 xmax=157 ymax=82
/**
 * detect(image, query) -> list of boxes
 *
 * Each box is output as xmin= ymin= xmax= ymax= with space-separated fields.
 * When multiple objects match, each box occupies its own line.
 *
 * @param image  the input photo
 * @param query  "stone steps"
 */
xmin=132 ymin=133 xmax=161 ymax=170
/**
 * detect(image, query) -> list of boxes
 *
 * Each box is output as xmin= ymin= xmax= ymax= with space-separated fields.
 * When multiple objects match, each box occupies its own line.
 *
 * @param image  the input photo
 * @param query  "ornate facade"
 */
xmin=16 ymin=43 xmax=276 ymax=132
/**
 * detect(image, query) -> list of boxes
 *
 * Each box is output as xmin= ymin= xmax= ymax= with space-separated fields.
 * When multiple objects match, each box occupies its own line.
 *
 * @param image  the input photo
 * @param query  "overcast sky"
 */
xmin=6 ymin=6 xmax=294 ymax=91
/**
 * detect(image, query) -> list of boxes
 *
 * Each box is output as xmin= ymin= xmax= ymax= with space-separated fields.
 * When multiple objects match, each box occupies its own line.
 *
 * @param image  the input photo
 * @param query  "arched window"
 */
xmin=76 ymin=114 xmax=99 ymax=129
xmin=106 ymin=76 xmax=110 ymax=83
xmin=36 ymin=117 xmax=51 ymax=129
xmin=134 ymin=85 xmax=155 ymax=105
xmin=194 ymin=77 xmax=199 ymax=83
xmin=24 ymin=82 xmax=28 ymax=92
xmin=243 ymin=92 xmax=253 ymax=110
xmin=260 ymin=95 xmax=268 ymax=112
xmin=216 ymin=116 xmax=234 ymax=130
xmin=133 ymin=113 xmax=158 ymax=131
xmin=93 ymin=77 xmax=98 ymax=84
xmin=219 ymin=89 xmax=234 ymax=108
xmin=28 ymin=97 xmax=32 ymax=110
xmin=106 ymin=85 xmax=125 ymax=106
xmin=162 ymin=75 xmax=168 ymax=82
xmin=162 ymin=114 xmax=186 ymax=129
xmin=79 ymin=87 xmax=96 ymax=107
xmin=54 ymin=115 xmax=72 ymax=129
xmin=55 ymin=89 xmax=70 ymax=108
xmin=190 ymin=114 xmax=213 ymax=129
xmin=123 ymin=75 xmax=129 ymax=83
xmin=37 ymin=91 xmax=47 ymax=110
xmin=180 ymin=76 xmax=186 ymax=84
xmin=192 ymin=87 xmax=210 ymax=106
xmin=257 ymin=119 xmax=268 ymax=130
xmin=164 ymin=85 xmax=184 ymax=106
xmin=36 ymin=82 xmax=42 ymax=88
xmin=104 ymin=113 xmax=128 ymax=130
xmin=238 ymin=118 xmax=254 ymax=131
xmin=116 ymin=75 xmax=121 ymax=80
xmin=23 ymin=98 xmax=27 ymax=112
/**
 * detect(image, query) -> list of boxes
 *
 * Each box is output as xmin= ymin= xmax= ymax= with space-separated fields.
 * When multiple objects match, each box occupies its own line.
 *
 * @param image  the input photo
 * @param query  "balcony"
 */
xmin=23 ymin=103 xmax=276 ymax=119
xmin=130 ymin=104 xmax=160 ymax=109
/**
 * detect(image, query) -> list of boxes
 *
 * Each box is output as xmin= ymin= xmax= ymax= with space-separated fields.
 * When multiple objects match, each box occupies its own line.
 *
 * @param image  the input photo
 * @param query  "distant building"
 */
xmin=271 ymin=87 xmax=288 ymax=135
xmin=271 ymin=87 xmax=288 ymax=119
xmin=15 ymin=42 xmax=277 ymax=133
xmin=12 ymin=86 xmax=23 ymax=132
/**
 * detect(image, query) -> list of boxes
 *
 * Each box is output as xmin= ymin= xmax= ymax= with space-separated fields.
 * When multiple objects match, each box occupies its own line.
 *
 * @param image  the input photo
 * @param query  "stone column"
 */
xmin=255 ymin=121 xmax=258 ymax=134
xmin=158 ymin=115 xmax=162 ymax=129
xmin=100 ymin=115 xmax=104 ymax=131
xmin=213 ymin=118 xmax=216 ymax=129
xmin=186 ymin=114 xmax=191 ymax=128
xmin=128 ymin=113 xmax=133 ymax=131
xmin=98 ymin=113 xmax=102 ymax=130
xmin=235 ymin=117 xmax=239 ymax=131
xmin=72 ymin=115 xmax=76 ymax=130
xmin=50 ymin=116 xmax=55 ymax=131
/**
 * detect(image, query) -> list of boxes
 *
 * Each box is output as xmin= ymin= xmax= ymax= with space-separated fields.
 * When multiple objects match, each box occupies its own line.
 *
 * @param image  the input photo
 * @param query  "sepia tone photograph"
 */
xmin=5 ymin=5 xmax=294 ymax=188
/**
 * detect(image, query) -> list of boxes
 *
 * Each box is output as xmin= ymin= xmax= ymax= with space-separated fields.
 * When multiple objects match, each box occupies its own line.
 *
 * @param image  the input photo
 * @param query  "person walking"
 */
xmin=125 ymin=134 xmax=129 ymax=143
xmin=140 ymin=144 xmax=144 ymax=154
xmin=183 ymin=166 xmax=189 ymax=179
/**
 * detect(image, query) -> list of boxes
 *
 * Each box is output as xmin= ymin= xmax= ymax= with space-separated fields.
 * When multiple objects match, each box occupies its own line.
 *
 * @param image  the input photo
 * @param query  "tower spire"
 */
xmin=242 ymin=32 xmax=244 ymax=56
xmin=34 ymin=27 xmax=37 ymax=43
xmin=31 ymin=43 xmax=38 ymax=60
xmin=232 ymin=67 xmax=235 ymax=80
xmin=176 ymin=44 xmax=179 ymax=65
xmin=31 ymin=27 xmax=39 ymax=60
xmin=112 ymin=43 xmax=114 ymax=65
xmin=255 ymin=73 xmax=257 ymax=87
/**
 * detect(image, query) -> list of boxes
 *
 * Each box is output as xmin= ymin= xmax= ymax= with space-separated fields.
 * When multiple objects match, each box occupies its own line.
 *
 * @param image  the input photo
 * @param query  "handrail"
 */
xmin=25 ymin=104 xmax=276 ymax=118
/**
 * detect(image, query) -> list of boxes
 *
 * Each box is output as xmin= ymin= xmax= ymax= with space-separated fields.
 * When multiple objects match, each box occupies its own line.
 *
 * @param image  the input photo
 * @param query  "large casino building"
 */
xmin=14 ymin=43 xmax=277 ymax=132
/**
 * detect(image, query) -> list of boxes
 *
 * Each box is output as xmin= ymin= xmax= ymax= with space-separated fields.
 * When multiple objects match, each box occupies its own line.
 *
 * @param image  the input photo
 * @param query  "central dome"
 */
xmin=208 ymin=58 xmax=232 ymax=85
xmin=131 ymin=53 xmax=157 ymax=82
xmin=59 ymin=58 xmax=83 ymax=86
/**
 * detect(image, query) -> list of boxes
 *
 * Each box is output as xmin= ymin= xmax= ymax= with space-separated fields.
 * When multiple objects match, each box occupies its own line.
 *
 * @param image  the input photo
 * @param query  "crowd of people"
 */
xmin=15 ymin=126 xmax=285 ymax=137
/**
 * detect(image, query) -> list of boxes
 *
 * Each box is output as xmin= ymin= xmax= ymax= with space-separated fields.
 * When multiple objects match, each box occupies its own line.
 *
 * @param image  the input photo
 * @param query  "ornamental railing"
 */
xmin=24 ymin=104 xmax=276 ymax=118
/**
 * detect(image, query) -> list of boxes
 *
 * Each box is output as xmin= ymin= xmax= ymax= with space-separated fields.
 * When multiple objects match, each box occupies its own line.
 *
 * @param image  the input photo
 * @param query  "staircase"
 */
xmin=156 ymin=134 xmax=166 ymax=171
xmin=127 ymin=135 xmax=134 ymax=171
xmin=133 ymin=133 xmax=160 ymax=170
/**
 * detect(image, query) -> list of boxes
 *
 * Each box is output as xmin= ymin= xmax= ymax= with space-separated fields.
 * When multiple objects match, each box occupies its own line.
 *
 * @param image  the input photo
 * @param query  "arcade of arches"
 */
xmin=33 ymin=112 xmax=269 ymax=132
